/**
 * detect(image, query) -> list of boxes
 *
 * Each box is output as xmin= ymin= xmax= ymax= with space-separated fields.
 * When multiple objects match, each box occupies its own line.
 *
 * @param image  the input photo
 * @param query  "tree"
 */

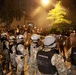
xmin=0 ymin=0 xmax=23 ymax=28
xmin=47 ymin=1 xmax=71 ymax=33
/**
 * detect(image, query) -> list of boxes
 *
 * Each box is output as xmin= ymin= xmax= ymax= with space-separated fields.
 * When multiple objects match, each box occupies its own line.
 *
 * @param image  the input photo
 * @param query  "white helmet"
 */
xmin=31 ymin=34 xmax=40 ymax=42
xmin=43 ymin=35 xmax=56 ymax=48
xmin=16 ymin=35 xmax=24 ymax=43
xmin=9 ymin=36 xmax=15 ymax=42
xmin=1 ymin=33 xmax=7 ymax=37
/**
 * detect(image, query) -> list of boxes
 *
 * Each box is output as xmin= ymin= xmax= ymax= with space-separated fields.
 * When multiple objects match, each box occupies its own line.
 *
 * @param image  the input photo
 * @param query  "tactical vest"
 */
xmin=0 ymin=37 xmax=4 ymax=42
xmin=3 ymin=40 xmax=8 ymax=50
xmin=28 ymin=43 xmax=40 ymax=56
xmin=37 ymin=49 xmax=58 ymax=75
xmin=9 ymin=44 xmax=14 ymax=53
xmin=16 ymin=43 xmax=24 ymax=55
xmin=70 ymin=47 xmax=76 ymax=66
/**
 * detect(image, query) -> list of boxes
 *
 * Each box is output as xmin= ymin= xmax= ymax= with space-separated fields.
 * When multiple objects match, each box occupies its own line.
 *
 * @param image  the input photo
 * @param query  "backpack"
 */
xmin=70 ymin=47 xmax=76 ymax=66
xmin=37 ymin=49 xmax=59 ymax=75
xmin=26 ymin=43 xmax=40 ymax=64
xmin=28 ymin=43 xmax=40 ymax=56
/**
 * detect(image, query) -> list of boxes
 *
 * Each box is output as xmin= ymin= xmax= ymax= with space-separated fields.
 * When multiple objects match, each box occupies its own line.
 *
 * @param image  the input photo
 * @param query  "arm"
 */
xmin=51 ymin=54 xmax=67 ymax=75
xmin=17 ymin=44 xmax=27 ymax=56
xmin=68 ymin=47 xmax=72 ymax=57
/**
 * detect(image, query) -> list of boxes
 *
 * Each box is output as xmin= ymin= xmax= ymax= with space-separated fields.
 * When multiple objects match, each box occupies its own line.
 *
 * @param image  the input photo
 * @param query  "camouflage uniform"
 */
xmin=0 ymin=52 xmax=3 ymax=75
xmin=39 ymin=48 xmax=67 ymax=75
xmin=15 ymin=43 xmax=26 ymax=75
xmin=2 ymin=40 xmax=10 ymax=73
xmin=9 ymin=44 xmax=17 ymax=74
xmin=26 ymin=43 xmax=42 ymax=75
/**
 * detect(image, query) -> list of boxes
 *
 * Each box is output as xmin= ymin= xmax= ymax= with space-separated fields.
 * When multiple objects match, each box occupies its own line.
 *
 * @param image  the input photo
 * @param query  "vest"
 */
xmin=70 ymin=47 xmax=76 ymax=66
xmin=28 ymin=43 xmax=40 ymax=56
xmin=3 ymin=40 xmax=8 ymax=50
xmin=16 ymin=43 xmax=24 ymax=55
xmin=9 ymin=44 xmax=14 ymax=53
xmin=37 ymin=49 xmax=58 ymax=75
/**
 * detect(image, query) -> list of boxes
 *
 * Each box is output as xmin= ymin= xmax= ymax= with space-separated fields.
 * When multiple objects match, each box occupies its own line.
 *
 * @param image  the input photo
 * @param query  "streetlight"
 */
xmin=41 ymin=0 xmax=50 ymax=7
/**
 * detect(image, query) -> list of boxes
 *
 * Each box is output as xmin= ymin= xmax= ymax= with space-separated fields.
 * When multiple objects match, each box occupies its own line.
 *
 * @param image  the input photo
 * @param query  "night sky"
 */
xmin=0 ymin=0 xmax=76 ymax=20
xmin=62 ymin=0 xmax=76 ymax=11
xmin=0 ymin=0 xmax=76 ymax=11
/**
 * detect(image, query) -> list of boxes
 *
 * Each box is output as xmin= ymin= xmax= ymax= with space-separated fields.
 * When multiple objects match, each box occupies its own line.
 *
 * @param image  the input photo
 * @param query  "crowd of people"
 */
xmin=0 ymin=28 xmax=76 ymax=75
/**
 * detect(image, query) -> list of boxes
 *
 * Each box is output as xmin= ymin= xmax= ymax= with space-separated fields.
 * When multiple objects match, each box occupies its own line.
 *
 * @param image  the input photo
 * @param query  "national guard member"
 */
xmin=1 ymin=32 xmax=10 ymax=74
xmin=9 ymin=35 xmax=17 ymax=75
xmin=26 ymin=34 xmax=42 ymax=75
xmin=15 ymin=34 xmax=26 ymax=75
xmin=37 ymin=35 xmax=67 ymax=75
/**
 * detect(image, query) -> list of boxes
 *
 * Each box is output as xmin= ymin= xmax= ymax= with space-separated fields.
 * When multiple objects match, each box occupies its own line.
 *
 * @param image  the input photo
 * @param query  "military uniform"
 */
xmin=37 ymin=48 xmax=67 ymax=75
xmin=26 ymin=43 xmax=42 ymax=75
xmin=0 ymin=52 xmax=3 ymax=75
xmin=36 ymin=35 xmax=68 ymax=75
xmin=15 ymin=33 xmax=26 ymax=75
xmin=2 ymin=39 xmax=10 ymax=73
xmin=9 ymin=43 xmax=17 ymax=74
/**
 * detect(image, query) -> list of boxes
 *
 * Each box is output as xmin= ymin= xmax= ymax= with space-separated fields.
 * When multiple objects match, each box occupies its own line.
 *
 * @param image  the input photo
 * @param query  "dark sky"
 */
xmin=0 ymin=0 xmax=76 ymax=11
xmin=62 ymin=0 xmax=76 ymax=11
xmin=0 ymin=0 xmax=4 ymax=6
xmin=0 ymin=0 xmax=76 ymax=17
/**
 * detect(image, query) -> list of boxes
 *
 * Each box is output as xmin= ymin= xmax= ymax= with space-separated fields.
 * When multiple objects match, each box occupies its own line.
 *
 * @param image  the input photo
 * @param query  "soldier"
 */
xmin=9 ymin=35 xmax=17 ymax=75
xmin=36 ymin=35 xmax=68 ymax=75
xmin=26 ymin=34 xmax=42 ymax=75
xmin=15 ymin=34 xmax=26 ymax=75
xmin=1 ymin=32 xmax=10 ymax=74
xmin=0 ymin=51 xmax=3 ymax=75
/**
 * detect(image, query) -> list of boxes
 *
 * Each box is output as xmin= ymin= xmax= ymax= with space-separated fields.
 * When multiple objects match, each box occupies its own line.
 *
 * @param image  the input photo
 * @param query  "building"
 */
xmin=0 ymin=0 xmax=37 ymax=30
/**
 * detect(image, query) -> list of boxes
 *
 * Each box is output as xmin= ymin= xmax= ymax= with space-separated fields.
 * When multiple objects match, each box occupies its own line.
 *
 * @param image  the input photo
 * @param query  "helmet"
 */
xmin=1 ymin=33 xmax=7 ymax=38
xmin=16 ymin=35 xmax=24 ymax=43
xmin=43 ymin=35 xmax=56 ymax=48
xmin=9 ymin=36 xmax=15 ymax=42
xmin=1 ymin=33 xmax=8 ymax=41
xmin=31 ymin=34 xmax=40 ymax=42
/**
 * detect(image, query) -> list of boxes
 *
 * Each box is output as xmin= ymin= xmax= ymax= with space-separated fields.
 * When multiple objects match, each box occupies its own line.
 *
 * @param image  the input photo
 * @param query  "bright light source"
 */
xmin=41 ymin=0 xmax=49 ymax=5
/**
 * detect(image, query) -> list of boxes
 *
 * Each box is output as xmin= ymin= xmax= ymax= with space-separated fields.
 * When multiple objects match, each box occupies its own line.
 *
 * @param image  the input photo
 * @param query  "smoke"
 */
xmin=31 ymin=6 xmax=49 ymax=28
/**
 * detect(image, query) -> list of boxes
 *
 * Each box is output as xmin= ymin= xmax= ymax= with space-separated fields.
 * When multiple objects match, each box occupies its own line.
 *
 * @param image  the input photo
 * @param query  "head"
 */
xmin=31 ymin=34 xmax=40 ymax=43
xmin=9 ymin=36 xmax=15 ymax=44
xmin=1 ymin=33 xmax=8 ymax=41
xmin=16 ymin=34 xmax=24 ymax=43
xmin=43 ymin=35 xmax=56 ymax=48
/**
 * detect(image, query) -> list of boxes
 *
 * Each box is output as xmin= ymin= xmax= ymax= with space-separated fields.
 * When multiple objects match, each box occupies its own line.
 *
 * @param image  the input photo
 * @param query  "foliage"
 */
xmin=47 ymin=1 xmax=71 ymax=31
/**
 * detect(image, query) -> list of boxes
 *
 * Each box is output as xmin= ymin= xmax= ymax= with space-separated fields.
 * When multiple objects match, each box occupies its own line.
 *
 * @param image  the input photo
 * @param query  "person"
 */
xmin=9 ymin=35 xmax=17 ymax=75
xmin=0 ymin=51 xmax=3 ymax=75
xmin=67 ymin=35 xmax=76 ymax=75
xmin=36 ymin=35 xmax=67 ymax=75
xmin=1 ymin=32 xmax=10 ymax=74
xmin=57 ymin=35 xmax=67 ymax=62
xmin=26 ymin=34 xmax=42 ymax=75
xmin=15 ymin=34 xmax=26 ymax=75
